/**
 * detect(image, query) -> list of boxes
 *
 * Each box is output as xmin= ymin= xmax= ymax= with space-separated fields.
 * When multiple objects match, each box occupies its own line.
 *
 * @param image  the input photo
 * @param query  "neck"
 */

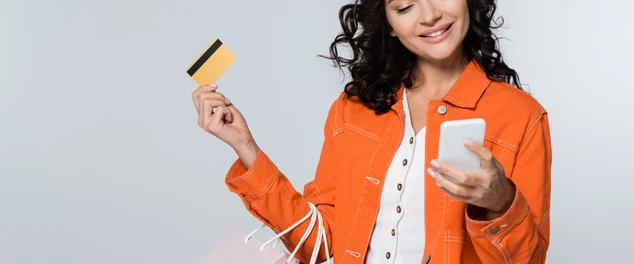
xmin=410 ymin=51 xmax=468 ymax=98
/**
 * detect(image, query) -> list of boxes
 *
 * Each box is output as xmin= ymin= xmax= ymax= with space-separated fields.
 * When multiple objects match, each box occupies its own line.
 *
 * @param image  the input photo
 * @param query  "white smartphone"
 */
xmin=437 ymin=118 xmax=486 ymax=173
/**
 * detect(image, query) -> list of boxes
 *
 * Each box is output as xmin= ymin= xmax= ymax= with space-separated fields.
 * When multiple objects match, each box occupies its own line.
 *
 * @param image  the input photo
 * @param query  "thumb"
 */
xmin=226 ymin=103 xmax=245 ymax=121
xmin=464 ymin=139 xmax=494 ymax=167
xmin=207 ymin=106 xmax=227 ymax=133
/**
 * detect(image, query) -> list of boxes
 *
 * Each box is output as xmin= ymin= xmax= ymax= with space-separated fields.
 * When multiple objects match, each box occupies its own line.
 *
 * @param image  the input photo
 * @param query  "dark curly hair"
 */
xmin=320 ymin=0 xmax=523 ymax=115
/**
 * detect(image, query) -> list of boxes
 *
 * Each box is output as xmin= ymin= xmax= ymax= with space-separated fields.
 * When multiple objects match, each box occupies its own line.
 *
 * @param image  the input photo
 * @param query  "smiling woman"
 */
xmin=321 ymin=0 xmax=522 ymax=115
xmin=194 ymin=0 xmax=552 ymax=263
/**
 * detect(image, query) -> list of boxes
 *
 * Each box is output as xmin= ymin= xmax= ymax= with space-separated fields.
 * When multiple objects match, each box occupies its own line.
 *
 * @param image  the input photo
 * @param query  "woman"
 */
xmin=192 ymin=0 xmax=551 ymax=263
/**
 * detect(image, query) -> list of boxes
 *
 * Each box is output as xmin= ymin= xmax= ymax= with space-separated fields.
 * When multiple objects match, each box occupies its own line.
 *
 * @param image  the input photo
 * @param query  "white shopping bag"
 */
xmin=199 ymin=202 xmax=332 ymax=264
xmin=198 ymin=229 xmax=295 ymax=264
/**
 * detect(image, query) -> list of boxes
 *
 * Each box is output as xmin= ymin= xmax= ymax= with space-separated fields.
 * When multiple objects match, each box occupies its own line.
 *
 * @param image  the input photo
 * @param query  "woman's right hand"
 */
xmin=191 ymin=84 xmax=258 ymax=154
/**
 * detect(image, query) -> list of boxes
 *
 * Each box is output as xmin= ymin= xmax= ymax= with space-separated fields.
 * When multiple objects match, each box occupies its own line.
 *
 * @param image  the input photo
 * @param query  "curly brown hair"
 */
xmin=320 ymin=0 xmax=523 ymax=115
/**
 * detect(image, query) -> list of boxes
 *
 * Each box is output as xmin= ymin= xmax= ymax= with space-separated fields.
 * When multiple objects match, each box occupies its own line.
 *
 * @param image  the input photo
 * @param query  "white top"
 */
xmin=365 ymin=88 xmax=427 ymax=263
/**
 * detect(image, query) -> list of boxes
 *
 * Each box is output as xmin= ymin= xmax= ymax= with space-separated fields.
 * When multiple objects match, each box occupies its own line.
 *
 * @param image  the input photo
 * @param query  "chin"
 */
xmin=417 ymin=45 xmax=461 ymax=62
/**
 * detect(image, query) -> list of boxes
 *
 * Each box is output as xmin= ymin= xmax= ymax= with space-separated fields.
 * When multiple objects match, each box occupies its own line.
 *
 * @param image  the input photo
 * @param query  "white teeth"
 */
xmin=424 ymin=28 xmax=446 ymax=37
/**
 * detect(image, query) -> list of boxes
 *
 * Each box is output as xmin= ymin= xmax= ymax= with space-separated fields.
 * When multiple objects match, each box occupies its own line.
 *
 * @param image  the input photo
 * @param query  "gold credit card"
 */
xmin=186 ymin=38 xmax=236 ymax=85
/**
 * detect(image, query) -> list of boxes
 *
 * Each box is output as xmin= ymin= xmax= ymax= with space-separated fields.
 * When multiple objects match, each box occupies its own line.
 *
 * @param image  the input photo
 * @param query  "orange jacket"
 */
xmin=225 ymin=60 xmax=552 ymax=264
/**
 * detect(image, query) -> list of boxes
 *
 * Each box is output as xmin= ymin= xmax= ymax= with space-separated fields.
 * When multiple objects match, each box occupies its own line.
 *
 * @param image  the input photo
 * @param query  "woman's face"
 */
xmin=385 ymin=0 xmax=470 ymax=63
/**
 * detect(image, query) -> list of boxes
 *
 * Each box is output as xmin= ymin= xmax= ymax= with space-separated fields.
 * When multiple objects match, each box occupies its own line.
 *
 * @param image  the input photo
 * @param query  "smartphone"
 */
xmin=437 ymin=118 xmax=486 ymax=173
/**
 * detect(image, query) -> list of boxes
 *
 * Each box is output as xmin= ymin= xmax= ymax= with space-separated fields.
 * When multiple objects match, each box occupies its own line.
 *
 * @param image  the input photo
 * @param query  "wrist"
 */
xmin=486 ymin=180 xmax=516 ymax=219
xmin=233 ymin=140 xmax=259 ymax=169
xmin=233 ymin=139 xmax=258 ymax=152
xmin=468 ymin=180 xmax=516 ymax=221
xmin=496 ymin=180 xmax=516 ymax=211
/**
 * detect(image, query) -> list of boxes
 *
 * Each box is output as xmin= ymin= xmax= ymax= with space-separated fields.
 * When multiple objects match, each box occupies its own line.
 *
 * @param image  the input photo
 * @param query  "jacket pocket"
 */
xmin=444 ymin=229 xmax=479 ymax=264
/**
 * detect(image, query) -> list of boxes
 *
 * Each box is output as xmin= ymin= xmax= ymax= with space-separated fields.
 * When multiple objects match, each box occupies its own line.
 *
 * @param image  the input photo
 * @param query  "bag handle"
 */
xmin=244 ymin=202 xmax=315 ymax=249
xmin=306 ymin=203 xmax=331 ymax=264
xmin=246 ymin=202 xmax=332 ymax=264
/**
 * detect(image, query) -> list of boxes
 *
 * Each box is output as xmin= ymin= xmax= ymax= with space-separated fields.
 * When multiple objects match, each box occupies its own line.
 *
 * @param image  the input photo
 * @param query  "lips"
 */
xmin=420 ymin=23 xmax=453 ymax=38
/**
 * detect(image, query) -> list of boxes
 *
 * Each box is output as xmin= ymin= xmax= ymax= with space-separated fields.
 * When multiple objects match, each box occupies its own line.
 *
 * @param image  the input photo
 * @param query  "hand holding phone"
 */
xmin=431 ymin=118 xmax=515 ymax=215
xmin=437 ymin=118 xmax=486 ymax=173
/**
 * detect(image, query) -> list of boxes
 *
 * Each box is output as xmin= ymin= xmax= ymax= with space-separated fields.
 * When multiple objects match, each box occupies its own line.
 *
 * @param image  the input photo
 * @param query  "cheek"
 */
xmin=449 ymin=0 xmax=469 ymax=16
xmin=459 ymin=13 xmax=470 ymax=38
xmin=386 ymin=11 xmax=420 ymax=37
xmin=462 ymin=3 xmax=470 ymax=30
xmin=444 ymin=0 xmax=469 ymax=23
xmin=390 ymin=21 xmax=413 ymax=38
xmin=448 ymin=2 xmax=470 ymax=40
xmin=461 ymin=14 xmax=470 ymax=41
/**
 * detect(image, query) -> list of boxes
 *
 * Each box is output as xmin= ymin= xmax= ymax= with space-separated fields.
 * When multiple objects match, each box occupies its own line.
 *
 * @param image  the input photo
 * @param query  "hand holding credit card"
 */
xmin=188 ymin=38 xmax=259 ymax=161
xmin=186 ymin=38 xmax=236 ymax=85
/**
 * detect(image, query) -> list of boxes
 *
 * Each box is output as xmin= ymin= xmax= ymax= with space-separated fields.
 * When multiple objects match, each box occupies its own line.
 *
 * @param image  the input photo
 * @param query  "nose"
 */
xmin=418 ymin=0 xmax=442 ymax=25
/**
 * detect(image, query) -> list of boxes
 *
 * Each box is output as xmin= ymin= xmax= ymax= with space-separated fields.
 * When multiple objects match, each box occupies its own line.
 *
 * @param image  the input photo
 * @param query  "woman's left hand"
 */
xmin=427 ymin=139 xmax=515 ymax=218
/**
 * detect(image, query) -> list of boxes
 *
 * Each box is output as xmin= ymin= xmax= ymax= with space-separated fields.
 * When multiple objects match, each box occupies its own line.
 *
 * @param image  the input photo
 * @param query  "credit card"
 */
xmin=186 ymin=38 xmax=236 ymax=86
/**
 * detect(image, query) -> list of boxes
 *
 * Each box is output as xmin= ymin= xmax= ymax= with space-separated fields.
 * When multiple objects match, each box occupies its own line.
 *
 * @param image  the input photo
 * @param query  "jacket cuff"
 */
xmin=466 ymin=179 xmax=530 ymax=240
xmin=225 ymin=149 xmax=278 ymax=202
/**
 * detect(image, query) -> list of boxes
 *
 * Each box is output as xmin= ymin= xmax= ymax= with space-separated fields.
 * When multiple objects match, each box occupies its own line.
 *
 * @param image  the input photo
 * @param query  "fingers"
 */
xmin=430 ymin=159 xmax=475 ymax=186
xmin=428 ymin=159 xmax=482 ymax=204
xmin=223 ymin=105 xmax=233 ymax=123
xmin=225 ymin=103 xmax=244 ymax=121
xmin=192 ymin=84 xmax=232 ymax=111
xmin=192 ymin=84 xmax=218 ymax=110
xmin=201 ymin=97 xmax=213 ymax=130
xmin=200 ymin=98 xmax=232 ymax=123
xmin=197 ymin=91 xmax=231 ymax=122
xmin=464 ymin=139 xmax=495 ymax=168
xmin=199 ymin=92 xmax=231 ymax=106
xmin=199 ymin=96 xmax=234 ymax=131
xmin=199 ymin=98 xmax=228 ymax=110
xmin=193 ymin=83 xmax=233 ymax=129
xmin=192 ymin=84 xmax=218 ymax=100
xmin=207 ymin=106 xmax=232 ymax=132
xmin=428 ymin=167 xmax=473 ymax=200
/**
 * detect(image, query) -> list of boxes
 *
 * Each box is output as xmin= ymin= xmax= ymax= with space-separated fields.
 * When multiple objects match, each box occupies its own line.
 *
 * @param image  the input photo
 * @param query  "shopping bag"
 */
xmin=198 ymin=202 xmax=332 ymax=264
xmin=198 ymin=229 xmax=294 ymax=264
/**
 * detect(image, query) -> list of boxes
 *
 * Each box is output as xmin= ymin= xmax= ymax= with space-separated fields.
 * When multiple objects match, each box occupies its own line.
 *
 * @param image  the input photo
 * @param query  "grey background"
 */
xmin=1 ymin=0 xmax=632 ymax=263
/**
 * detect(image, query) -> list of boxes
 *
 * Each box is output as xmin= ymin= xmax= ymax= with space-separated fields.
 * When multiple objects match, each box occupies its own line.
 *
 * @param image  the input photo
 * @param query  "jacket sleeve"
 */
xmin=466 ymin=109 xmax=552 ymax=264
xmin=223 ymin=93 xmax=343 ymax=263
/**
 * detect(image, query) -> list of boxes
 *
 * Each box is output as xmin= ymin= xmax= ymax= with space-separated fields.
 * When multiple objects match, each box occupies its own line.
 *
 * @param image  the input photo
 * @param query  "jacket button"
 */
xmin=386 ymin=252 xmax=391 ymax=259
xmin=396 ymin=206 xmax=401 ymax=213
xmin=402 ymin=159 xmax=408 ymax=166
xmin=424 ymin=254 xmax=431 ymax=263
xmin=397 ymin=183 xmax=403 ymax=191
xmin=437 ymin=105 xmax=447 ymax=115
xmin=490 ymin=226 xmax=501 ymax=235
xmin=391 ymin=229 xmax=396 ymax=236
xmin=409 ymin=137 xmax=414 ymax=144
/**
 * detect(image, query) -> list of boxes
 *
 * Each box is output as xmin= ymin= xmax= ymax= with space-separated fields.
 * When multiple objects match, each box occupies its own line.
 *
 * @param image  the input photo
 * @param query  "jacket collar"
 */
xmin=392 ymin=60 xmax=491 ymax=111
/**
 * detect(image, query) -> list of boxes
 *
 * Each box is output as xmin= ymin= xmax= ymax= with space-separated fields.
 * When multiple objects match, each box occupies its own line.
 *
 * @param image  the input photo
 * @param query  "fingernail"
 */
xmin=209 ymin=84 xmax=218 ymax=88
xmin=464 ymin=139 xmax=474 ymax=147
xmin=431 ymin=159 xmax=440 ymax=168
xmin=427 ymin=168 xmax=436 ymax=178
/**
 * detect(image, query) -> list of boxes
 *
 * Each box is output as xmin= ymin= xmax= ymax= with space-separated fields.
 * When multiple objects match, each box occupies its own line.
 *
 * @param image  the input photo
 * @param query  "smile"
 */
xmin=421 ymin=24 xmax=453 ymax=38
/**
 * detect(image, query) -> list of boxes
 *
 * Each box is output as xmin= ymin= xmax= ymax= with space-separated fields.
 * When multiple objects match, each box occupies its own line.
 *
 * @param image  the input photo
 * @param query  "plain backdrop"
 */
xmin=1 ymin=0 xmax=632 ymax=263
